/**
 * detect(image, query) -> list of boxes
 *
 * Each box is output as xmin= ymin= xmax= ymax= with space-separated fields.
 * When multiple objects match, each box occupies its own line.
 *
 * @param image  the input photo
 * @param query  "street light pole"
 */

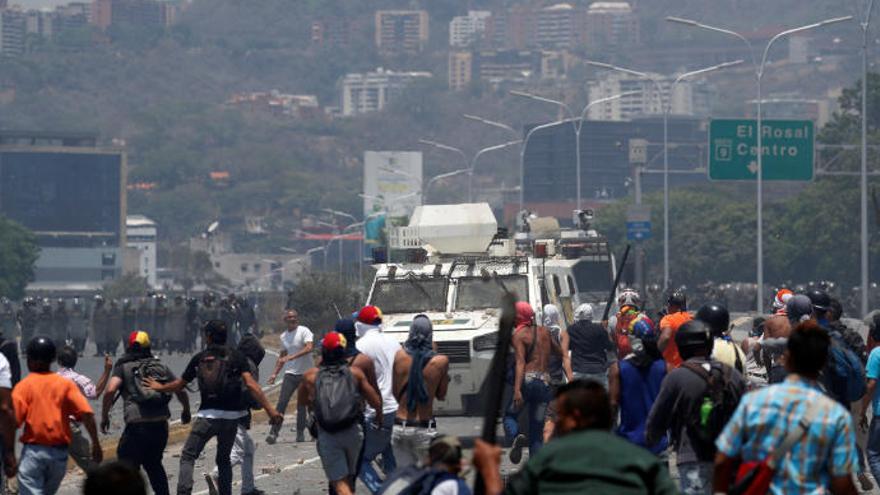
xmin=511 ymin=90 xmax=639 ymax=211
xmin=586 ymin=60 xmax=743 ymax=290
xmin=420 ymin=138 xmax=520 ymax=202
xmin=668 ymin=15 xmax=853 ymax=313
xmin=862 ymin=0 xmax=875 ymax=317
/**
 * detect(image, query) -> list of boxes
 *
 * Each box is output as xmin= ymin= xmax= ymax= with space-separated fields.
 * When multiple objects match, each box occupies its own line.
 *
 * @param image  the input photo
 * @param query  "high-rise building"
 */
xmin=310 ymin=18 xmax=350 ymax=48
xmin=340 ymin=68 xmax=432 ymax=116
xmin=0 ymin=8 xmax=25 ymax=57
xmin=375 ymin=10 xmax=428 ymax=54
xmin=587 ymin=72 xmax=712 ymax=120
xmin=448 ymin=51 xmax=473 ymax=91
xmin=0 ymin=130 xmax=126 ymax=291
xmin=535 ymin=3 xmax=584 ymax=49
xmin=449 ymin=10 xmax=490 ymax=47
xmin=585 ymin=2 xmax=639 ymax=48
xmin=91 ymin=0 xmax=174 ymax=30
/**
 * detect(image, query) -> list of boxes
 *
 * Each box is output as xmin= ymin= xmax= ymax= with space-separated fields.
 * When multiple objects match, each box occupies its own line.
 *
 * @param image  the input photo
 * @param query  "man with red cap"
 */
xmin=299 ymin=331 xmax=382 ymax=495
xmin=101 ymin=330 xmax=191 ymax=495
xmin=354 ymin=305 xmax=401 ymax=493
xmin=505 ymin=301 xmax=564 ymax=463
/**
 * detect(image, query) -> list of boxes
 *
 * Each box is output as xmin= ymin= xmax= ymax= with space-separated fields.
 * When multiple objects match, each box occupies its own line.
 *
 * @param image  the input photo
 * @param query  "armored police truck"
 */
xmin=365 ymin=203 xmax=616 ymax=415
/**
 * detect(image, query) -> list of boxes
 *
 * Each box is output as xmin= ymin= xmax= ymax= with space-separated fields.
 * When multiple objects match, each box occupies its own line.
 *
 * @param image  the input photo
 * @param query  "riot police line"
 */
xmin=0 ymin=292 xmax=260 ymax=356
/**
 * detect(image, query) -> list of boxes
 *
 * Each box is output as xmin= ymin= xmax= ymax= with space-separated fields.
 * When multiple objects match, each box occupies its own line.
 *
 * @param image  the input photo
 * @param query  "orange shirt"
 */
xmin=660 ymin=311 xmax=693 ymax=369
xmin=13 ymin=371 xmax=93 ymax=446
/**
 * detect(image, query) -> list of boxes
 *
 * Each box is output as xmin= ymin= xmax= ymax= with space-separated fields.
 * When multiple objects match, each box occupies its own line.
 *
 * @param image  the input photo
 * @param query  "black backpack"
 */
xmin=681 ymin=361 xmax=742 ymax=461
xmin=378 ymin=465 xmax=458 ymax=495
xmin=314 ymin=364 xmax=362 ymax=432
xmin=123 ymin=357 xmax=173 ymax=407
xmin=197 ymin=350 xmax=241 ymax=403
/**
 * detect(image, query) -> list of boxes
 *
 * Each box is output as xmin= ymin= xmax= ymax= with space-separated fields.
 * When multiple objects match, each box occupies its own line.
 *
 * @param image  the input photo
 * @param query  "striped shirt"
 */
xmin=715 ymin=374 xmax=856 ymax=495
xmin=57 ymin=367 xmax=97 ymax=400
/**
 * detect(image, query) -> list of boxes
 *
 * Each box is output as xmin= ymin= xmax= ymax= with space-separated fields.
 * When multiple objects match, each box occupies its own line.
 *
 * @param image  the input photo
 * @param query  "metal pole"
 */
xmin=663 ymin=105 xmax=670 ymax=290
xmin=862 ymin=0 xmax=875 ymax=317
xmin=756 ymin=71 xmax=764 ymax=313
xmin=575 ymin=127 xmax=582 ymax=210
xmin=634 ymin=164 xmax=644 ymax=290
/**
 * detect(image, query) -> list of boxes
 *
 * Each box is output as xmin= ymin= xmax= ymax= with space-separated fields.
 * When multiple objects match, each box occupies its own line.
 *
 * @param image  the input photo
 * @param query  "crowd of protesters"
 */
xmin=0 ymin=284 xmax=878 ymax=495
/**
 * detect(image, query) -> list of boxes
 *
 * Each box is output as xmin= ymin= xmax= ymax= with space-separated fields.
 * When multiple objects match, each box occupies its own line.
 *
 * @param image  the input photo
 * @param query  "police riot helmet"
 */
xmin=675 ymin=320 xmax=713 ymax=359
xmin=805 ymin=288 xmax=831 ymax=313
xmin=695 ymin=303 xmax=730 ymax=338
xmin=667 ymin=291 xmax=687 ymax=310
xmin=26 ymin=336 xmax=56 ymax=363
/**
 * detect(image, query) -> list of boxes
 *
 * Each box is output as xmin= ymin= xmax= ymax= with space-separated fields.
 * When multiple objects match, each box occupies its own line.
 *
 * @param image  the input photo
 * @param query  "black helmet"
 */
xmin=695 ymin=303 xmax=730 ymax=338
xmin=675 ymin=320 xmax=713 ymax=359
xmin=26 ymin=336 xmax=57 ymax=363
xmin=805 ymin=288 xmax=831 ymax=313
xmin=667 ymin=291 xmax=687 ymax=310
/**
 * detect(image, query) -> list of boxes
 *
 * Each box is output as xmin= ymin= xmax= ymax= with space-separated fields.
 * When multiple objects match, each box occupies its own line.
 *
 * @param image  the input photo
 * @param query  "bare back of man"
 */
xmin=512 ymin=324 xmax=562 ymax=407
xmin=392 ymin=350 xmax=449 ymax=422
xmin=350 ymin=353 xmax=380 ymax=398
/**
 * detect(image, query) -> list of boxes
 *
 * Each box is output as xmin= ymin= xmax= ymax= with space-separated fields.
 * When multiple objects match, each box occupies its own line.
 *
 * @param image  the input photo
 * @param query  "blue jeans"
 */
xmin=867 ymin=416 xmax=880 ymax=483
xmin=358 ymin=413 xmax=396 ymax=494
xmin=503 ymin=377 xmax=552 ymax=456
xmin=18 ymin=444 xmax=69 ymax=495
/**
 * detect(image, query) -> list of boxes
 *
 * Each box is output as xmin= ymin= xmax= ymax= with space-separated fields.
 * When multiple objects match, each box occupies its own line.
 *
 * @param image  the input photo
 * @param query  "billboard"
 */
xmin=363 ymin=151 xmax=423 ymax=218
xmin=0 ymin=150 xmax=124 ymax=243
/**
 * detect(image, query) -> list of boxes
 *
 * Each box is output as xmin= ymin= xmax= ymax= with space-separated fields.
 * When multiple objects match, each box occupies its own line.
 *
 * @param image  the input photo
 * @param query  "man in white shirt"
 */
xmin=267 ymin=309 xmax=314 ymax=444
xmin=0 ymin=353 xmax=16 ymax=491
xmin=354 ymin=305 xmax=401 ymax=494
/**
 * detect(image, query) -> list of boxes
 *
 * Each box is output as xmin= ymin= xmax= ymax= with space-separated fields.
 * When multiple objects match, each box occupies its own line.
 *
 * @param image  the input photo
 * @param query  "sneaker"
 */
xmin=509 ymin=434 xmax=527 ymax=464
xmin=204 ymin=473 xmax=218 ymax=495
xmin=265 ymin=434 xmax=277 ymax=445
xmin=859 ymin=472 xmax=873 ymax=491
xmin=296 ymin=434 xmax=306 ymax=443
xmin=241 ymin=490 xmax=265 ymax=495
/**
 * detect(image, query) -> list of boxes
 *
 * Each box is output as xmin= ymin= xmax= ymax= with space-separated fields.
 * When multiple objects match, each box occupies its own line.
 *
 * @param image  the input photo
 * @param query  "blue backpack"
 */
xmin=827 ymin=332 xmax=866 ymax=403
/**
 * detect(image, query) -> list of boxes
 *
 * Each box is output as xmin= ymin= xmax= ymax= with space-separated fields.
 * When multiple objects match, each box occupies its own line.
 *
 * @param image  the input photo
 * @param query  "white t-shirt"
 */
xmin=356 ymin=328 xmax=401 ymax=416
xmin=281 ymin=326 xmax=314 ymax=375
xmin=0 ymin=354 xmax=11 ymax=389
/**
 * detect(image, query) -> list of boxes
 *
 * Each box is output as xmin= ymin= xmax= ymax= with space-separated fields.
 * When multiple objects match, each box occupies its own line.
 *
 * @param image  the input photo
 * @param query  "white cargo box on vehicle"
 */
xmin=394 ymin=203 xmax=497 ymax=254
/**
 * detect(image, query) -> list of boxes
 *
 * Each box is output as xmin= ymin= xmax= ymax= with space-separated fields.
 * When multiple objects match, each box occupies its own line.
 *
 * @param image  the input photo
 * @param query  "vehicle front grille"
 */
xmin=437 ymin=341 xmax=470 ymax=363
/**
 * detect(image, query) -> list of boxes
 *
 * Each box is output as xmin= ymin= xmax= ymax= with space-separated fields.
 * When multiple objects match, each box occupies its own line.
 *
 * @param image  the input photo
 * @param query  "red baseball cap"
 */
xmin=357 ymin=305 xmax=383 ymax=325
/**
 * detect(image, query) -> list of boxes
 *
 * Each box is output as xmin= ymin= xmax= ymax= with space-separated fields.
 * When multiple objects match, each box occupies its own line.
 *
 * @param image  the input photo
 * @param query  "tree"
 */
xmin=102 ymin=274 xmax=149 ymax=300
xmin=286 ymin=271 xmax=361 ymax=338
xmin=0 ymin=216 xmax=39 ymax=300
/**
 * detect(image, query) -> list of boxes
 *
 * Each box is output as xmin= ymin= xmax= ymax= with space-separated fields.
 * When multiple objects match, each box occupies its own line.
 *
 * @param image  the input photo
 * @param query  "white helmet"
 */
xmin=617 ymin=288 xmax=641 ymax=309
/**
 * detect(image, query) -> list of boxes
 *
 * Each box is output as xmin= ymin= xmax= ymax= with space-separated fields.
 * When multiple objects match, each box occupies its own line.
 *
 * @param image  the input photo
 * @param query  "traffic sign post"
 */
xmin=626 ymin=205 xmax=651 ymax=241
xmin=709 ymin=119 xmax=814 ymax=181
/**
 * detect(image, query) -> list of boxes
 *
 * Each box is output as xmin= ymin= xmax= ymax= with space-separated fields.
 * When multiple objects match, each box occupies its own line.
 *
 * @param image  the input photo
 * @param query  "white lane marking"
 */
xmin=192 ymin=455 xmax=321 ymax=495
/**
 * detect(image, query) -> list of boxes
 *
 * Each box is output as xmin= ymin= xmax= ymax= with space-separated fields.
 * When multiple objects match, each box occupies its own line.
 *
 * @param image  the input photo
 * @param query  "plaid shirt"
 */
xmin=57 ymin=367 xmax=97 ymax=400
xmin=716 ymin=374 xmax=856 ymax=495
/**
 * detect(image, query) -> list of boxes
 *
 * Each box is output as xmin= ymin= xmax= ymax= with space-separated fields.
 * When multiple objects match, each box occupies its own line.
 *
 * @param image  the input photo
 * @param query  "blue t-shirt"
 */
xmin=617 ymin=357 xmax=668 ymax=453
xmin=867 ymin=347 xmax=880 ymax=415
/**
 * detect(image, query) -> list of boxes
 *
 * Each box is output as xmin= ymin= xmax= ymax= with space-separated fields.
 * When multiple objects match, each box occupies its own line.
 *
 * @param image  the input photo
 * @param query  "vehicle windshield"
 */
xmin=455 ymin=275 xmax=529 ymax=311
xmin=369 ymin=277 xmax=448 ymax=313
xmin=572 ymin=260 xmax=613 ymax=293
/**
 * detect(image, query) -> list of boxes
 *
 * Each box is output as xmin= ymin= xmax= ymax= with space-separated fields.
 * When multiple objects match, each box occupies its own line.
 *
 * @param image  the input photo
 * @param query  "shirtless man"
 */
xmin=298 ymin=332 xmax=382 ymax=495
xmin=509 ymin=301 xmax=566 ymax=460
xmin=391 ymin=315 xmax=450 ymax=468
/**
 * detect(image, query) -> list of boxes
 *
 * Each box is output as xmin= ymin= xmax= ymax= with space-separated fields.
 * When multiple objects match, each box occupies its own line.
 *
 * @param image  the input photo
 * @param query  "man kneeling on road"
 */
xmin=298 ymin=331 xmax=383 ymax=495
xmin=146 ymin=320 xmax=283 ymax=495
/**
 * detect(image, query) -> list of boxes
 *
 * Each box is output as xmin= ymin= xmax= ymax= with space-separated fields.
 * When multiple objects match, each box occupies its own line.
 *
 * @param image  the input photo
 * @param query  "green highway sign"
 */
xmin=708 ymin=119 xmax=814 ymax=181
